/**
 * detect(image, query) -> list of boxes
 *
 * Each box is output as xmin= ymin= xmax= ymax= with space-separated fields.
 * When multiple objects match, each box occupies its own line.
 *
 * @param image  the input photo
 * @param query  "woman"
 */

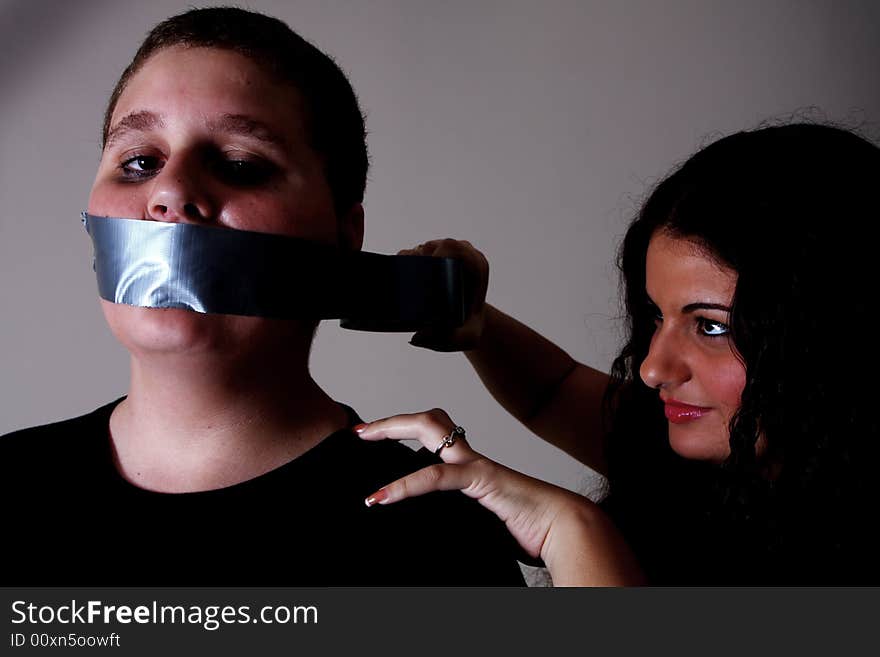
xmin=357 ymin=123 xmax=880 ymax=584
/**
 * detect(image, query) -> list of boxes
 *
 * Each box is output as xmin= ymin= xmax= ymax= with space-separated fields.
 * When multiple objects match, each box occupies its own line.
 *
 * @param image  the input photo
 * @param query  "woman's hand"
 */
xmin=398 ymin=239 xmax=489 ymax=351
xmin=354 ymin=408 xmax=645 ymax=586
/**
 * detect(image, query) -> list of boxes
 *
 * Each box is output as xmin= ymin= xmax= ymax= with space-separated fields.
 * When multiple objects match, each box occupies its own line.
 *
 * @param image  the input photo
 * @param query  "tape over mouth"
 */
xmin=82 ymin=213 xmax=468 ymax=332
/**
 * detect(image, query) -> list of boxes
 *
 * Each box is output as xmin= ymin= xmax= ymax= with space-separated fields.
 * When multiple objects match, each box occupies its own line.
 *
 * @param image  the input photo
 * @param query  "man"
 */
xmin=1 ymin=7 xmax=525 ymax=586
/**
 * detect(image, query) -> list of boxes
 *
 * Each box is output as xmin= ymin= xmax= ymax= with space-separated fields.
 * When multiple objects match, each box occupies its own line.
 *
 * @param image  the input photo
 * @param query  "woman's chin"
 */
xmin=666 ymin=423 xmax=730 ymax=463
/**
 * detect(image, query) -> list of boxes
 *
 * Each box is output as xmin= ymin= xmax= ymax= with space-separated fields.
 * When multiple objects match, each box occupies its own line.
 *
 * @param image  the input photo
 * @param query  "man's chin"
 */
xmin=99 ymin=300 xmax=318 ymax=357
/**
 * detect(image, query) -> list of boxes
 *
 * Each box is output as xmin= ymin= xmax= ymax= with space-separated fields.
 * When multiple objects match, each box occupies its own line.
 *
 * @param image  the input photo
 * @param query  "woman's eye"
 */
xmin=697 ymin=318 xmax=730 ymax=337
xmin=121 ymin=155 xmax=162 ymax=178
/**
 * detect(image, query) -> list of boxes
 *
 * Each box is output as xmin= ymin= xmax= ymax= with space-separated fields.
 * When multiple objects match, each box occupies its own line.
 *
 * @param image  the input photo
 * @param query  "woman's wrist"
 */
xmin=462 ymin=302 xmax=494 ymax=352
xmin=541 ymin=496 xmax=644 ymax=586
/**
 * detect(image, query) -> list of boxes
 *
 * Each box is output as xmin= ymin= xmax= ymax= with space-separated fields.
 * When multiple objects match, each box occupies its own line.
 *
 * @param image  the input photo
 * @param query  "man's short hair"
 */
xmin=102 ymin=7 xmax=368 ymax=215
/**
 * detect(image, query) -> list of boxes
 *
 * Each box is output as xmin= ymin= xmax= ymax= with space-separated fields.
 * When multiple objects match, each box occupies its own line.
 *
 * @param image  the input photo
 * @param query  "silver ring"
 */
xmin=434 ymin=425 xmax=466 ymax=455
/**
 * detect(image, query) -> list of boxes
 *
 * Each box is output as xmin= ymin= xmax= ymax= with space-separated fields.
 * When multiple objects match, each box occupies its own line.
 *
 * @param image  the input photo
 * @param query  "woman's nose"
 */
xmin=147 ymin=155 xmax=216 ymax=224
xmin=639 ymin=327 xmax=691 ymax=390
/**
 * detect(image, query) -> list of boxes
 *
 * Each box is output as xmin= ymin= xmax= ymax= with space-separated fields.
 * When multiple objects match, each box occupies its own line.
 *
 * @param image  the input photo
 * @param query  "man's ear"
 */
xmin=337 ymin=202 xmax=364 ymax=252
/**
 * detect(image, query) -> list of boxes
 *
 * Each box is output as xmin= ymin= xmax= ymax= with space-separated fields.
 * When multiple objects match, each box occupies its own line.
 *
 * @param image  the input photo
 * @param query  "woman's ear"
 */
xmin=337 ymin=202 xmax=364 ymax=251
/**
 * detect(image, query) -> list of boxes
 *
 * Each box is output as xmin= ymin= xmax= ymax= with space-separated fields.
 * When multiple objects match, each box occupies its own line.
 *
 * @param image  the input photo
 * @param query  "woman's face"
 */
xmin=639 ymin=231 xmax=745 ymax=462
xmin=89 ymin=46 xmax=362 ymax=359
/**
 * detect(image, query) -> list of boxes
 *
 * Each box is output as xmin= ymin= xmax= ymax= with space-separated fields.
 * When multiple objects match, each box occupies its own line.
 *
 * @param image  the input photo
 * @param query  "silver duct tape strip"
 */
xmin=82 ymin=214 xmax=467 ymax=332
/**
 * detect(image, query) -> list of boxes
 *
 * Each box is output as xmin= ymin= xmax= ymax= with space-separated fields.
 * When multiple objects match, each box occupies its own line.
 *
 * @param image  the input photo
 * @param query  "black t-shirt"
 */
xmin=1 ymin=400 xmax=526 ymax=586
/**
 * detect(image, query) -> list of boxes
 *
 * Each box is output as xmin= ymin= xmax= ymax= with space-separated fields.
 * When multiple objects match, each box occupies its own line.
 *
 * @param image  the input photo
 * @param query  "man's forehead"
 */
xmin=107 ymin=109 xmax=291 ymax=150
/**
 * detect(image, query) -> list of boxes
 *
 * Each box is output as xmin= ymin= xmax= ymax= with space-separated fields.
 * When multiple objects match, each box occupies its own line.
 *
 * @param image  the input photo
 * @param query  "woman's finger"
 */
xmin=397 ymin=239 xmax=449 ymax=257
xmin=398 ymin=238 xmax=489 ymax=352
xmin=362 ymin=456 xmax=565 ymax=559
xmin=354 ymin=409 xmax=476 ymax=464
xmin=364 ymin=462 xmax=477 ymax=506
xmin=396 ymin=239 xmax=488 ymax=280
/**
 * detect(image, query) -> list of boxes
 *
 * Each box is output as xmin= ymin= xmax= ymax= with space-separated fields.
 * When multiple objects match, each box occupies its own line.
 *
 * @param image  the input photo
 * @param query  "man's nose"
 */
xmin=639 ymin=326 xmax=691 ymax=390
xmin=147 ymin=155 xmax=216 ymax=224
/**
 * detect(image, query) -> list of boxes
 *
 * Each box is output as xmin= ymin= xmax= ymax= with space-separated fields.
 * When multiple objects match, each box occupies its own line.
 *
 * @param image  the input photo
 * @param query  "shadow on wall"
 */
xmin=0 ymin=0 xmax=115 ymax=109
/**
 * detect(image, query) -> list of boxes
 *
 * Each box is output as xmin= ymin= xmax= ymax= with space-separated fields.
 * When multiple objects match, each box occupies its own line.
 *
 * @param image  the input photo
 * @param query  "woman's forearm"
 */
xmin=465 ymin=304 xmax=610 ymax=473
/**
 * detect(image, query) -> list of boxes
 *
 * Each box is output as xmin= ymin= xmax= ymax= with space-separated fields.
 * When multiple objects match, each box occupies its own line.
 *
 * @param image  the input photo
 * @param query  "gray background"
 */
xmin=1 ymin=0 xmax=879 ymax=502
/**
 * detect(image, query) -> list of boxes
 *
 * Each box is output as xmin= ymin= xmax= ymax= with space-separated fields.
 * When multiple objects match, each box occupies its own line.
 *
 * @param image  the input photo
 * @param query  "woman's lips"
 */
xmin=663 ymin=400 xmax=712 ymax=424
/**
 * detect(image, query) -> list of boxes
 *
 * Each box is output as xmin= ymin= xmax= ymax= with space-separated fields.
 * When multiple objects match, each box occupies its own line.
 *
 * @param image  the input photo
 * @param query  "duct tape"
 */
xmin=82 ymin=214 xmax=468 ymax=332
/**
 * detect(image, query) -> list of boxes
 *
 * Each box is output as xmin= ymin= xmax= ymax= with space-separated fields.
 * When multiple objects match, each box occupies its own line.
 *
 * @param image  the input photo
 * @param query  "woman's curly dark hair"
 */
xmin=602 ymin=123 xmax=880 ymax=584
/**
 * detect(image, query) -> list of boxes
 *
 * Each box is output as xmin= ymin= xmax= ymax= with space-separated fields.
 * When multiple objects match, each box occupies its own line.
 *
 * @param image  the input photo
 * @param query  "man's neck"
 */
xmin=109 ymin=352 xmax=347 ymax=493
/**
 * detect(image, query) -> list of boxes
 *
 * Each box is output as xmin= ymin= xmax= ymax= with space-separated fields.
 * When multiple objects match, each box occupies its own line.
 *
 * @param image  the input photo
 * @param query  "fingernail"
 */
xmin=365 ymin=488 xmax=388 ymax=507
xmin=352 ymin=423 xmax=368 ymax=434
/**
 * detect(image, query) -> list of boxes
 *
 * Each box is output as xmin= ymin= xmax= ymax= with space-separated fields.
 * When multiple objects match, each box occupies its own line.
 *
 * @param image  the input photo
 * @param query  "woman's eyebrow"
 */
xmin=682 ymin=302 xmax=731 ymax=313
xmin=106 ymin=110 xmax=164 ymax=147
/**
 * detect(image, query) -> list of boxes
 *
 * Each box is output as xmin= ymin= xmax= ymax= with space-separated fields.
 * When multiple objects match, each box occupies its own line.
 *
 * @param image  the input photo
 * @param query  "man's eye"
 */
xmin=216 ymin=159 xmax=274 ymax=186
xmin=697 ymin=318 xmax=730 ymax=337
xmin=121 ymin=155 xmax=161 ymax=177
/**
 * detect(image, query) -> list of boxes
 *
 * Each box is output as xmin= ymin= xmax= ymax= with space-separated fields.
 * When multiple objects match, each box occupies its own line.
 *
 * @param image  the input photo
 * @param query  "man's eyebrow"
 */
xmin=206 ymin=114 xmax=288 ymax=147
xmin=682 ymin=302 xmax=731 ymax=313
xmin=105 ymin=111 xmax=164 ymax=147
xmin=105 ymin=112 xmax=286 ymax=149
